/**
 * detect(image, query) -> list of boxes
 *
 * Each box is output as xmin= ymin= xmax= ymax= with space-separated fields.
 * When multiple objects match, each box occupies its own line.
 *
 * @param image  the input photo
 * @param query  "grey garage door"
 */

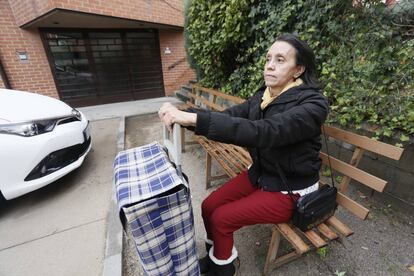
xmin=41 ymin=29 xmax=165 ymax=107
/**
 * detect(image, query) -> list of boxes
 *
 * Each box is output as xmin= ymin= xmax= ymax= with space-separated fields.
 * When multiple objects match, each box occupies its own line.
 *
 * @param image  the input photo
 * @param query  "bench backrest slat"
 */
xmin=320 ymin=179 xmax=370 ymax=219
xmin=320 ymin=152 xmax=387 ymax=192
xmin=185 ymin=101 xmax=198 ymax=109
xmin=193 ymin=84 xmax=245 ymax=104
xmin=337 ymin=190 xmax=370 ymax=219
xmin=188 ymin=92 xmax=225 ymax=111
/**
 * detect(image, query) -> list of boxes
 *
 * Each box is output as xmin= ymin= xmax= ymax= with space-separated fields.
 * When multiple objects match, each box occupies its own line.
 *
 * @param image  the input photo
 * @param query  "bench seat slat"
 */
xmin=275 ymin=223 xmax=309 ymax=254
xmin=198 ymin=138 xmax=238 ymax=178
xmin=326 ymin=216 xmax=354 ymax=236
xmin=219 ymin=143 xmax=252 ymax=168
xmin=198 ymin=137 xmax=252 ymax=173
xmin=304 ymin=230 xmax=327 ymax=248
xmin=317 ymin=223 xmax=338 ymax=240
xmin=200 ymin=139 xmax=245 ymax=174
xmin=214 ymin=143 xmax=249 ymax=172
xmin=234 ymin=146 xmax=252 ymax=163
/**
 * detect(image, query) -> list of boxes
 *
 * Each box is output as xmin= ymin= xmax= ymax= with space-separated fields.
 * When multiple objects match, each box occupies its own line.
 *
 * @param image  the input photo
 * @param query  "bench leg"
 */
xmin=263 ymin=228 xmax=304 ymax=276
xmin=181 ymin=127 xmax=186 ymax=153
xmin=206 ymin=153 xmax=212 ymax=189
xmin=204 ymin=152 xmax=229 ymax=189
xmin=264 ymin=227 xmax=281 ymax=275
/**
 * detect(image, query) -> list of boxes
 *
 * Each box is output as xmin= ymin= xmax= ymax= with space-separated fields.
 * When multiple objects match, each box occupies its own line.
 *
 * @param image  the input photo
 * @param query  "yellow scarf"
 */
xmin=261 ymin=78 xmax=303 ymax=110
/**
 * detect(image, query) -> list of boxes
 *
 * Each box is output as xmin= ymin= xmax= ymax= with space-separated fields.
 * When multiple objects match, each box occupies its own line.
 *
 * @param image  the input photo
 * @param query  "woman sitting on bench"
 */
xmin=159 ymin=33 xmax=329 ymax=276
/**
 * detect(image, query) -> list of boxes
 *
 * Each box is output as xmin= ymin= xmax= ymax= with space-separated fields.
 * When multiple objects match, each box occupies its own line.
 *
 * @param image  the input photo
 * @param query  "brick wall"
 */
xmin=9 ymin=0 xmax=184 ymax=28
xmin=0 ymin=0 xmax=58 ymax=97
xmin=159 ymin=29 xmax=196 ymax=96
xmin=1 ymin=0 xmax=193 ymax=102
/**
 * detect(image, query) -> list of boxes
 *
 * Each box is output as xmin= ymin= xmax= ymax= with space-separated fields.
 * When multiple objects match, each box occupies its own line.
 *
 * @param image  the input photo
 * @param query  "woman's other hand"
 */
xmin=158 ymin=103 xmax=197 ymax=132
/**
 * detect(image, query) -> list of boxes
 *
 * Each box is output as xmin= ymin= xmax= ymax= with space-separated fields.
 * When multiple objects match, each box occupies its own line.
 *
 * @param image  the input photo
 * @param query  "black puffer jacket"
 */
xmin=194 ymin=84 xmax=329 ymax=192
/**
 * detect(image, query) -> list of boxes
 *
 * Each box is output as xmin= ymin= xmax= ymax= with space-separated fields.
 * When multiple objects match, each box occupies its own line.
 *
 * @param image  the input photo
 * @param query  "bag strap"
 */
xmin=275 ymin=162 xmax=297 ymax=203
xmin=275 ymin=125 xmax=336 ymax=203
xmin=321 ymin=125 xmax=336 ymax=189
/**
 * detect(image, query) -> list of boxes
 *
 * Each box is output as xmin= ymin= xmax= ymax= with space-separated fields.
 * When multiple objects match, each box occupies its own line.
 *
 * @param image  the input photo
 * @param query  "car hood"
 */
xmin=0 ymin=89 xmax=73 ymax=123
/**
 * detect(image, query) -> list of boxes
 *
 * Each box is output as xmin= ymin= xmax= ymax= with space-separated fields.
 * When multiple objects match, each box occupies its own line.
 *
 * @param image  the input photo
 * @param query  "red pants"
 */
xmin=201 ymin=170 xmax=298 ymax=260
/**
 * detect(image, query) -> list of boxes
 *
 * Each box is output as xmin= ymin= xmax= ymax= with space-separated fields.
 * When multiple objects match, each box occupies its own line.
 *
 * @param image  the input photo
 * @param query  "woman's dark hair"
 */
xmin=276 ymin=33 xmax=319 ymax=88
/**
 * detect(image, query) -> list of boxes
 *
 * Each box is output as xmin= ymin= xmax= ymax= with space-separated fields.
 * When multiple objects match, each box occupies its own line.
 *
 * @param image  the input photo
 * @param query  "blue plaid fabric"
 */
xmin=114 ymin=142 xmax=200 ymax=276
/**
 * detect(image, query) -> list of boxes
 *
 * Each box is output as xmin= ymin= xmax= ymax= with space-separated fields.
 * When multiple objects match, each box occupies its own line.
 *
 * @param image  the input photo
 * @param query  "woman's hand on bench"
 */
xmin=159 ymin=103 xmax=197 ymax=132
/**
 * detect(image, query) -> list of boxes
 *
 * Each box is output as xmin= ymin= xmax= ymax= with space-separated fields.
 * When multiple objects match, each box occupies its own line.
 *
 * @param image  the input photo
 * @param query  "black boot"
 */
xmin=207 ymin=260 xmax=238 ymax=276
xmin=199 ymin=242 xmax=213 ymax=274
xmin=207 ymin=247 xmax=239 ymax=276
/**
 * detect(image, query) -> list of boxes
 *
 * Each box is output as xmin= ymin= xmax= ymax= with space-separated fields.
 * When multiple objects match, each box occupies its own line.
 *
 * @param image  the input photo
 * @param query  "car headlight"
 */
xmin=71 ymin=108 xmax=82 ymax=121
xmin=0 ymin=119 xmax=57 ymax=137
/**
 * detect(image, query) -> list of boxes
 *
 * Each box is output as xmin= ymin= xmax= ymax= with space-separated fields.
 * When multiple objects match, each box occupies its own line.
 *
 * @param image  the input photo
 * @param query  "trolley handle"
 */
xmin=163 ymin=123 xmax=182 ymax=175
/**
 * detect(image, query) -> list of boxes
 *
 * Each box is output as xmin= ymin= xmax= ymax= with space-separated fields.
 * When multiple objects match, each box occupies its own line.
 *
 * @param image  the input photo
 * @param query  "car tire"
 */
xmin=0 ymin=191 xmax=7 ymax=207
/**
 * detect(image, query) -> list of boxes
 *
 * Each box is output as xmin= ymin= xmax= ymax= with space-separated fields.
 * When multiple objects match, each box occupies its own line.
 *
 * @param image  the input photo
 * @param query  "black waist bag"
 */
xmin=292 ymin=185 xmax=338 ymax=231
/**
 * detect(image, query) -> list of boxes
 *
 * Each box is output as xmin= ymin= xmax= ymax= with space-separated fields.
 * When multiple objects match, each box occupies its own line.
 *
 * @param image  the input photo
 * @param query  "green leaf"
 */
xmin=316 ymin=247 xmax=328 ymax=258
xmin=400 ymin=134 xmax=409 ymax=142
xmin=322 ymin=169 xmax=332 ymax=177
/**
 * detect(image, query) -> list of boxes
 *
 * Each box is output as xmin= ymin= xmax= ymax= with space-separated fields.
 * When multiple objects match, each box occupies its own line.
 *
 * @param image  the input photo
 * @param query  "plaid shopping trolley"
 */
xmin=113 ymin=124 xmax=200 ymax=276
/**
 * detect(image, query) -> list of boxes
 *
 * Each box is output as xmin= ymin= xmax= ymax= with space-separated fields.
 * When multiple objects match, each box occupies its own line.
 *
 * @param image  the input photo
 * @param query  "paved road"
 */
xmin=0 ymin=118 xmax=119 ymax=276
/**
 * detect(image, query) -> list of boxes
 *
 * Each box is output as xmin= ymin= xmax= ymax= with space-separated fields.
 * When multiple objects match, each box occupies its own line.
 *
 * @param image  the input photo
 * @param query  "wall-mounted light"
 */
xmin=17 ymin=51 xmax=28 ymax=62
xmin=164 ymin=47 xmax=171 ymax=55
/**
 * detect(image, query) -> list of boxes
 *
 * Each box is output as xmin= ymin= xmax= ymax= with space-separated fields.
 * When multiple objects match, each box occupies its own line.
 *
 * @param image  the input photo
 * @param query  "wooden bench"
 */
xmin=181 ymin=85 xmax=405 ymax=275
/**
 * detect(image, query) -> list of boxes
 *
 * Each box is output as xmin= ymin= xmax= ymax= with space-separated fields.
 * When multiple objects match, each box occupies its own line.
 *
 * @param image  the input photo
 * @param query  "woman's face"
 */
xmin=263 ymin=41 xmax=304 ymax=89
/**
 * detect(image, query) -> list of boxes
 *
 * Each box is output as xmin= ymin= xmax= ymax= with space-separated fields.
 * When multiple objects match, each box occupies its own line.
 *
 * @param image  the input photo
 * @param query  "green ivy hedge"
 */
xmin=185 ymin=0 xmax=414 ymax=144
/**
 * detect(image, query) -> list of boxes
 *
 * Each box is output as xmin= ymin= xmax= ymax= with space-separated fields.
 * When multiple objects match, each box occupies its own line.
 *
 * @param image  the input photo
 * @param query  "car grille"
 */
xmin=25 ymin=138 xmax=91 ymax=181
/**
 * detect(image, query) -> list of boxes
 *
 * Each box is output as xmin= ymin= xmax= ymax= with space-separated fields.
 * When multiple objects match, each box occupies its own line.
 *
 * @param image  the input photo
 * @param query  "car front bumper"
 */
xmin=0 ymin=114 xmax=91 ymax=200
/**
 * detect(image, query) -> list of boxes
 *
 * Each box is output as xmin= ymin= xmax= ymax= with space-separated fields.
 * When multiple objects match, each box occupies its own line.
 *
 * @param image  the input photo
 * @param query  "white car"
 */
xmin=0 ymin=89 xmax=91 ymax=202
